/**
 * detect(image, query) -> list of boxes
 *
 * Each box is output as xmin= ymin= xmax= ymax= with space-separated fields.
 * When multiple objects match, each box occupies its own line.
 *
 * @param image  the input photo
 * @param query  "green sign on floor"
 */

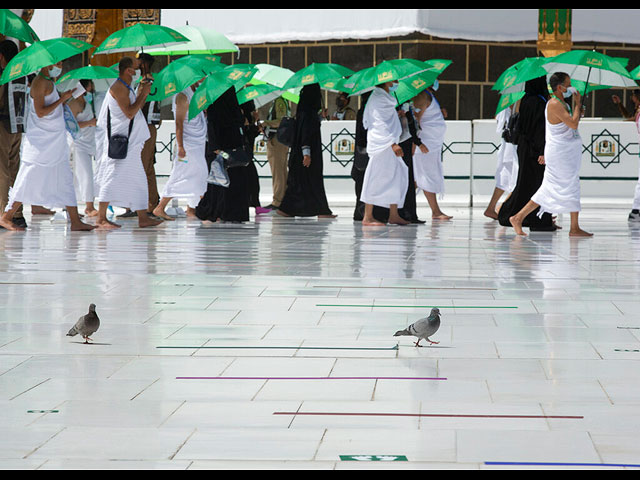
xmin=340 ymin=455 xmax=408 ymax=462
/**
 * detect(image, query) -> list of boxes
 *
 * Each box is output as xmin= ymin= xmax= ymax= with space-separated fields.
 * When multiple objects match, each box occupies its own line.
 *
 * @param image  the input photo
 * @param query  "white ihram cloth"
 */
xmin=360 ymin=87 xmax=407 ymax=208
xmin=6 ymin=87 xmax=77 ymax=210
xmin=531 ymin=102 xmax=582 ymax=217
xmin=72 ymin=98 xmax=96 ymax=202
xmin=95 ymin=85 xmax=150 ymax=211
xmin=161 ymin=88 xmax=208 ymax=208
xmin=413 ymin=91 xmax=446 ymax=195
xmin=494 ymin=107 xmax=519 ymax=192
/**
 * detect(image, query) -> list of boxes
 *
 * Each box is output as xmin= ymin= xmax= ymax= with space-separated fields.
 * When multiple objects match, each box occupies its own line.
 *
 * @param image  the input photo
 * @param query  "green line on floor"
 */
xmin=316 ymin=304 xmax=518 ymax=309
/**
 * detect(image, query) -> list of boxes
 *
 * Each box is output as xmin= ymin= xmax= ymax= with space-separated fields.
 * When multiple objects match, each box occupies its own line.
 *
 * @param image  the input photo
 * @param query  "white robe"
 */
xmin=413 ymin=91 xmax=446 ymax=195
xmin=6 ymin=87 xmax=76 ymax=210
xmin=161 ymin=88 xmax=208 ymax=208
xmin=632 ymin=109 xmax=640 ymax=210
xmin=72 ymin=98 xmax=96 ymax=202
xmin=360 ymin=87 xmax=407 ymax=208
xmin=531 ymin=102 xmax=582 ymax=216
xmin=494 ymin=108 xmax=519 ymax=192
xmin=95 ymin=84 xmax=150 ymax=211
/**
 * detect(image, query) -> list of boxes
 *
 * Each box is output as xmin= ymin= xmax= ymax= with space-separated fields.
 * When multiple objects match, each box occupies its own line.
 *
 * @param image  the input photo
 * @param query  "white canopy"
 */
xmin=25 ymin=9 xmax=640 ymax=46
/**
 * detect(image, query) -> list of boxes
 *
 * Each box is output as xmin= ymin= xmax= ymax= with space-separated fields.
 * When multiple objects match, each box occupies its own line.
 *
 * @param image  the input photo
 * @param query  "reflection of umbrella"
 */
xmin=0 ymin=37 xmax=93 ymax=85
xmin=542 ymin=50 xmax=637 ymax=96
xmin=143 ymin=24 xmax=239 ymax=56
xmin=493 ymin=57 xmax=548 ymax=95
xmin=281 ymin=63 xmax=354 ymax=90
xmin=93 ymin=23 xmax=189 ymax=55
xmin=0 ymin=9 xmax=39 ymax=44
xmin=147 ymin=55 xmax=223 ymax=101
xmin=188 ymin=70 xmax=237 ymax=120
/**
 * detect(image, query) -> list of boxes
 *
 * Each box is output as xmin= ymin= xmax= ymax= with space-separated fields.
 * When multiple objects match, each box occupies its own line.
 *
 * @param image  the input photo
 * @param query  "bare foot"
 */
xmin=31 ymin=206 xmax=54 ymax=215
xmin=509 ymin=215 xmax=527 ymax=236
xmin=85 ymin=209 xmax=99 ymax=218
xmin=138 ymin=217 xmax=163 ymax=228
xmin=186 ymin=207 xmax=198 ymax=219
xmin=569 ymin=228 xmax=593 ymax=237
xmin=96 ymin=219 xmax=121 ymax=230
xmin=70 ymin=221 xmax=97 ymax=231
xmin=362 ymin=217 xmax=386 ymax=226
xmin=483 ymin=209 xmax=498 ymax=220
xmin=276 ymin=210 xmax=292 ymax=217
xmin=0 ymin=217 xmax=25 ymax=231
xmin=152 ymin=207 xmax=175 ymax=221
xmin=432 ymin=212 xmax=453 ymax=220
xmin=318 ymin=214 xmax=337 ymax=219
xmin=388 ymin=216 xmax=410 ymax=225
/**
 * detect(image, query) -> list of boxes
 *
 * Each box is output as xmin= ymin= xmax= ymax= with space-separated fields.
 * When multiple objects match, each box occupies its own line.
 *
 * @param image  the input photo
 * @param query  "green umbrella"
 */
xmin=188 ymin=69 xmax=238 ymax=120
xmin=0 ymin=37 xmax=93 ymax=85
xmin=424 ymin=58 xmax=452 ymax=75
xmin=93 ymin=23 xmax=189 ymax=55
xmin=237 ymin=83 xmax=300 ymax=108
xmin=393 ymin=69 xmax=440 ymax=106
xmin=143 ymin=24 xmax=239 ymax=56
xmin=341 ymin=59 xmax=434 ymax=96
xmin=56 ymin=65 xmax=118 ymax=85
xmin=281 ymin=63 xmax=355 ymax=90
xmin=493 ymin=57 xmax=548 ymax=95
xmin=542 ymin=50 xmax=637 ymax=95
xmin=147 ymin=55 xmax=224 ymax=101
xmin=495 ymin=91 xmax=526 ymax=116
xmin=222 ymin=63 xmax=258 ymax=90
xmin=0 ymin=9 xmax=39 ymax=44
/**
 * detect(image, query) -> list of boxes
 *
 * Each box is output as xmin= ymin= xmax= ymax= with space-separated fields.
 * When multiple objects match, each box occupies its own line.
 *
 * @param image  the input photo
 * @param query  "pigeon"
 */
xmin=67 ymin=304 xmax=100 ymax=344
xmin=393 ymin=307 xmax=441 ymax=347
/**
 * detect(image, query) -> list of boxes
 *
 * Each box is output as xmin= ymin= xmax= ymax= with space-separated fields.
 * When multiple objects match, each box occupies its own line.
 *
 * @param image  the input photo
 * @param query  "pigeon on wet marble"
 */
xmin=394 ymin=307 xmax=441 ymax=347
xmin=67 ymin=304 xmax=100 ymax=344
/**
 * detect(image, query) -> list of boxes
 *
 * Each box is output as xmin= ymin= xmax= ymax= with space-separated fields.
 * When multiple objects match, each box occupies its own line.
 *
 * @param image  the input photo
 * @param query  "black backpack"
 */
xmin=276 ymin=116 xmax=295 ymax=147
xmin=502 ymin=112 xmax=520 ymax=145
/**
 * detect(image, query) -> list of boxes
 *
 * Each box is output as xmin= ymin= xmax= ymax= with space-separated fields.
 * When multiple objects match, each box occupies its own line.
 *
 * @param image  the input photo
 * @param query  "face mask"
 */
xmin=432 ymin=79 xmax=440 ymax=91
xmin=49 ymin=66 xmax=62 ymax=78
xmin=389 ymin=82 xmax=399 ymax=93
xmin=563 ymin=86 xmax=577 ymax=98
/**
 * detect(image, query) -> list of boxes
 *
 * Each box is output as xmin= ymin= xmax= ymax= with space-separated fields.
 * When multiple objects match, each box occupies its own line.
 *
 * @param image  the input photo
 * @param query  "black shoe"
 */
xmin=117 ymin=210 xmax=138 ymax=218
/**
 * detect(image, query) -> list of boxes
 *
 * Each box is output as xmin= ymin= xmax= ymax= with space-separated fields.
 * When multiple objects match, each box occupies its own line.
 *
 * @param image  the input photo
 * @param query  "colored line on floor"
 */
xmin=316 ymin=304 xmax=518 ymax=309
xmin=0 ymin=282 xmax=55 ymax=285
xmin=157 ymin=345 xmax=399 ymax=351
xmin=614 ymin=349 xmax=640 ymax=352
xmin=312 ymin=286 xmax=497 ymax=291
xmin=273 ymin=412 xmax=582 ymax=419
xmin=485 ymin=461 xmax=640 ymax=468
xmin=177 ymin=376 xmax=447 ymax=381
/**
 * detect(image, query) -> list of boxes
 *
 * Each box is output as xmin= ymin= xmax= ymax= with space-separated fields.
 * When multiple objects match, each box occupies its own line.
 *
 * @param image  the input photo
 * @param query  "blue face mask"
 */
xmin=389 ymin=82 xmax=399 ymax=93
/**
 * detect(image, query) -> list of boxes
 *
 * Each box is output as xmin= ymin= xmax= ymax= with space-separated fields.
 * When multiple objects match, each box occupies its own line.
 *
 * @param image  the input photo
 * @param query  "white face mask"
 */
xmin=563 ymin=85 xmax=577 ymax=98
xmin=388 ymin=82 xmax=399 ymax=93
xmin=49 ymin=65 xmax=62 ymax=78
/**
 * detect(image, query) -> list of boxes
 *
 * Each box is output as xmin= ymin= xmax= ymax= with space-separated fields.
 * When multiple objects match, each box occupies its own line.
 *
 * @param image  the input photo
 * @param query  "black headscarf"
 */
xmin=297 ymin=83 xmax=322 ymax=116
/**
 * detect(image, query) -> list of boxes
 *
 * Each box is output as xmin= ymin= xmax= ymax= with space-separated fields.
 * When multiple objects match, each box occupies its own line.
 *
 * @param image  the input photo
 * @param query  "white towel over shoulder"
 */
xmin=161 ymin=88 xmax=208 ymax=208
xmin=6 ymin=88 xmax=76 ymax=210
xmin=360 ymin=87 xmax=407 ymax=208
xmin=95 ymin=86 xmax=150 ymax=211
xmin=531 ymin=103 xmax=582 ymax=216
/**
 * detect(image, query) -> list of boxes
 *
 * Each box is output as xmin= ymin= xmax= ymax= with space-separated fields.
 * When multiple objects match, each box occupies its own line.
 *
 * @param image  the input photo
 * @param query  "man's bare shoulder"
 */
xmin=30 ymin=74 xmax=52 ymax=97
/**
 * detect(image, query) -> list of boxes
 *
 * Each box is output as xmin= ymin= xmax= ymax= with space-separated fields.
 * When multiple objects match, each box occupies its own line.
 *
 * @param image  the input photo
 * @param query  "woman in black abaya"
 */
xmin=196 ymin=86 xmax=249 ymax=223
xmin=276 ymin=83 xmax=335 ymax=218
xmin=498 ymin=75 xmax=556 ymax=231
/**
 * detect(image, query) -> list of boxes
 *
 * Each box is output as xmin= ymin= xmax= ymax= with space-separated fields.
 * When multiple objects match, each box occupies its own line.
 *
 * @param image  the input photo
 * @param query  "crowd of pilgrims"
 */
xmin=0 ymin=48 xmax=598 ymax=236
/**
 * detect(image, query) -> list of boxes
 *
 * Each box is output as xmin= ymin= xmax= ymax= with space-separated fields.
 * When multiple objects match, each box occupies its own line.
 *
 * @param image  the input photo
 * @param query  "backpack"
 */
xmin=276 ymin=116 xmax=295 ymax=147
xmin=502 ymin=112 xmax=520 ymax=145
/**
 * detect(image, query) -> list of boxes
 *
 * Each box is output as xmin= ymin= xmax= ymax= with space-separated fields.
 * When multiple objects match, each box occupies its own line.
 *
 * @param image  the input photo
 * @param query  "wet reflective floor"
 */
xmin=1 ymin=206 xmax=640 ymax=469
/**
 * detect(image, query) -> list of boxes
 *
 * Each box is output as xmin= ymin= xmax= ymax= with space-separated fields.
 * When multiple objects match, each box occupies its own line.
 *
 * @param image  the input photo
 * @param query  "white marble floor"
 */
xmin=1 ymin=205 xmax=640 ymax=470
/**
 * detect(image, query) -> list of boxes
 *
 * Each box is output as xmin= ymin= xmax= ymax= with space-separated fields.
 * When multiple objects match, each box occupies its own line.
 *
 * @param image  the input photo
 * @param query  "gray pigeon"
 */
xmin=67 ymin=304 xmax=100 ymax=344
xmin=394 ymin=307 xmax=441 ymax=347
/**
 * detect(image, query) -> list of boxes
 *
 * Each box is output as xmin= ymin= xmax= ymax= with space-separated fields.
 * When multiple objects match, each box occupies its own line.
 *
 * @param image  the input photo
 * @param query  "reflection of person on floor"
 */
xmin=510 ymin=72 xmax=592 ymax=237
